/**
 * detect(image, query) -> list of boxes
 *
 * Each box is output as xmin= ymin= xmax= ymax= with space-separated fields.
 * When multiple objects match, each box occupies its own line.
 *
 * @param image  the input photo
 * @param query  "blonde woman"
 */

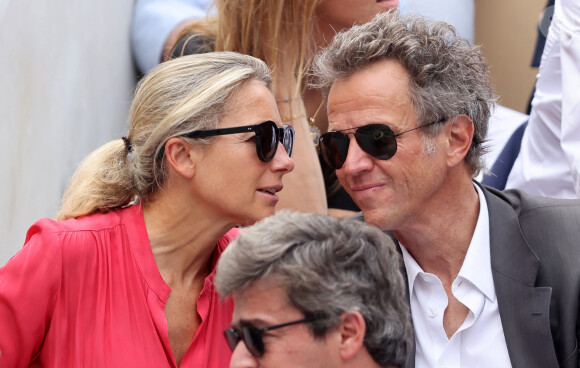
xmin=0 ymin=52 xmax=294 ymax=367
xmin=170 ymin=0 xmax=398 ymax=217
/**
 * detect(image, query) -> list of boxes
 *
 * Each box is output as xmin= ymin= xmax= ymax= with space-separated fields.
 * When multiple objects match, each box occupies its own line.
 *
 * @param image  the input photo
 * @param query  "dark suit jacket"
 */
xmin=356 ymin=183 xmax=580 ymax=367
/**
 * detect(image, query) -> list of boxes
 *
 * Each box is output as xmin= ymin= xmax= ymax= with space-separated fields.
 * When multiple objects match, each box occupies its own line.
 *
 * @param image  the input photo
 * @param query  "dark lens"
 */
xmin=224 ymin=329 xmax=242 ymax=351
xmin=256 ymin=121 xmax=278 ymax=162
xmin=281 ymin=125 xmax=294 ymax=157
xmin=242 ymin=325 xmax=265 ymax=357
xmin=355 ymin=124 xmax=397 ymax=160
xmin=319 ymin=132 xmax=350 ymax=170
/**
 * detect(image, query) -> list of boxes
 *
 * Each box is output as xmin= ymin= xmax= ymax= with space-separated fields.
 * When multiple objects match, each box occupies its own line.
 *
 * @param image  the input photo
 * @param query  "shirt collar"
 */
xmin=400 ymin=184 xmax=496 ymax=301
xmin=400 ymin=242 xmax=423 ymax=296
xmin=458 ymin=184 xmax=495 ymax=301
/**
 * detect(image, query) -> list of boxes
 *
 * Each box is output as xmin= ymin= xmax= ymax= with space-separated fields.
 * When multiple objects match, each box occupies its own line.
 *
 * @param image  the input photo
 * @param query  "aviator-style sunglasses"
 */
xmin=184 ymin=120 xmax=294 ymax=162
xmin=224 ymin=316 xmax=322 ymax=357
xmin=318 ymin=119 xmax=447 ymax=170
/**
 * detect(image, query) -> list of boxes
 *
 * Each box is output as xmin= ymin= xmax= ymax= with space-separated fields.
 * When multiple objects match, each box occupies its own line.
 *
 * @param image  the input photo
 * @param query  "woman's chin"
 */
xmin=239 ymin=209 xmax=276 ymax=227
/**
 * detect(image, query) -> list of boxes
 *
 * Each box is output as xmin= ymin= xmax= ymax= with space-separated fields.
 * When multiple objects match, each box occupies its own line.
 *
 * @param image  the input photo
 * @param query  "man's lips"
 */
xmin=350 ymin=183 xmax=384 ymax=193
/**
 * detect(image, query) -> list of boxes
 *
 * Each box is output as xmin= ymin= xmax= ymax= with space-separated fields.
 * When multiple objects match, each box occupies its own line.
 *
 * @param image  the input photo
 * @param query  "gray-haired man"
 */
xmin=313 ymin=9 xmax=580 ymax=368
xmin=215 ymin=210 xmax=413 ymax=368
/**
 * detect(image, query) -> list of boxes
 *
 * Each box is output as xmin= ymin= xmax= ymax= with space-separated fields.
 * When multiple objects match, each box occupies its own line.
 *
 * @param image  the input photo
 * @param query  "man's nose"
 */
xmin=341 ymin=136 xmax=374 ymax=176
xmin=229 ymin=341 xmax=258 ymax=368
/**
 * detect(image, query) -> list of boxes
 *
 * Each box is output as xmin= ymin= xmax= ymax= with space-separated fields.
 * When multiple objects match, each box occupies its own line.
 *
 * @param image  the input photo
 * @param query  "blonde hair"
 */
xmin=175 ymin=0 xmax=320 ymax=96
xmin=57 ymin=52 xmax=271 ymax=220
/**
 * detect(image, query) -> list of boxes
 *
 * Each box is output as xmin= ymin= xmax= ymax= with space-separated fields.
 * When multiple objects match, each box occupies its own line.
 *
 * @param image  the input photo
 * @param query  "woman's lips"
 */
xmin=376 ymin=0 xmax=399 ymax=9
xmin=257 ymin=185 xmax=283 ymax=200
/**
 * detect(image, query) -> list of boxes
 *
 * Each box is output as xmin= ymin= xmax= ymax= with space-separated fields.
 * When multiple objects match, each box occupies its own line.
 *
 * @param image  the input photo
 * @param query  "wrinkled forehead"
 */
xmin=327 ymin=62 xmax=417 ymax=132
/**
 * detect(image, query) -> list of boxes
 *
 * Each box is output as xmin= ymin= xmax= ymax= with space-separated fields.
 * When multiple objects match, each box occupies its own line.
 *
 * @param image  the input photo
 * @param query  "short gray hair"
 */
xmin=312 ymin=10 xmax=496 ymax=175
xmin=215 ymin=210 xmax=412 ymax=367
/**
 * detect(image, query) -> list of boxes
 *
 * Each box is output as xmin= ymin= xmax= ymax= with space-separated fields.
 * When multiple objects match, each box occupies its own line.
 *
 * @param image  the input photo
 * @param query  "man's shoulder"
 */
xmin=484 ymin=184 xmax=580 ymax=264
xmin=483 ymin=184 xmax=580 ymax=218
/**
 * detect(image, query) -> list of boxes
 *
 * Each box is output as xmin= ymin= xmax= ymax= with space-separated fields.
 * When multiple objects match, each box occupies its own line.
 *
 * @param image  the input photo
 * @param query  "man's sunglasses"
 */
xmin=184 ymin=120 xmax=294 ymax=162
xmin=318 ymin=119 xmax=446 ymax=170
xmin=224 ymin=316 xmax=322 ymax=357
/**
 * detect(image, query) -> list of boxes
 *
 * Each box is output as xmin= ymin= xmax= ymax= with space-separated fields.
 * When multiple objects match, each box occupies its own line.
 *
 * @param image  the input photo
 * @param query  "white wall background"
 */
xmin=0 ymin=0 xmax=137 ymax=264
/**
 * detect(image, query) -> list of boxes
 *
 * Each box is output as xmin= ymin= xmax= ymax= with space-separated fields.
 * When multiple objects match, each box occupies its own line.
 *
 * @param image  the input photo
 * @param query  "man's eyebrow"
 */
xmin=231 ymin=317 xmax=269 ymax=328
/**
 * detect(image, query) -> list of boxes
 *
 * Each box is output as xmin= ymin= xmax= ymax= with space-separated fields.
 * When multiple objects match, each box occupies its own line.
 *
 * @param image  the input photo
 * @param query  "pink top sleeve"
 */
xmin=0 ymin=221 xmax=63 ymax=366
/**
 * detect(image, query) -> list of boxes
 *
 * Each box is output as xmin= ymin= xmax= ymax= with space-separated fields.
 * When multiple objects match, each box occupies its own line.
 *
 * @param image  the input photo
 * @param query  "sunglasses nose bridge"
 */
xmin=338 ymin=131 xmax=380 ymax=172
xmin=348 ymin=130 xmax=374 ymax=154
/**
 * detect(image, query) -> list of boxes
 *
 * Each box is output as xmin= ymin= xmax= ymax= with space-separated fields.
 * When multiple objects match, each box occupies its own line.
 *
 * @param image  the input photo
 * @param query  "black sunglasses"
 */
xmin=224 ymin=316 xmax=322 ymax=357
xmin=184 ymin=121 xmax=294 ymax=162
xmin=318 ymin=119 xmax=446 ymax=170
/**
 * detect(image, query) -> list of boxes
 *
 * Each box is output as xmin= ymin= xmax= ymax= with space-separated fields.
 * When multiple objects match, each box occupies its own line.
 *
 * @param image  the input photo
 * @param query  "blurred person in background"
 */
xmin=506 ymin=0 xmax=580 ymax=199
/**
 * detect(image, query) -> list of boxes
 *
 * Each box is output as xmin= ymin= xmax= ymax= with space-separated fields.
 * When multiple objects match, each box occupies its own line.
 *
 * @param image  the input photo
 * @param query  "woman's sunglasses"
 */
xmin=318 ymin=119 xmax=446 ymax=170
xmin=184 ymin=120 xmax=294 ymax=162
xmin=224 ymin=316 xmax=322 ymax=357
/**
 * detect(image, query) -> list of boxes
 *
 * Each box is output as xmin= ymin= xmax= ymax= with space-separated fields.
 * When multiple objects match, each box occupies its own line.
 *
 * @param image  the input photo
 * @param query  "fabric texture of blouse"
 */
xmin=0 ymin=204 xmax=238 ymax=368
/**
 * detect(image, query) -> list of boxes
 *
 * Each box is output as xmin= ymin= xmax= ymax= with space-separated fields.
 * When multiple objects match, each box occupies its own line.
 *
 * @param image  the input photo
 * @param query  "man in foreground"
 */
xmin=313 ymin=10 xmax=580 ymax=368
xmin=215 ymin=210 xmax=413 ymax=368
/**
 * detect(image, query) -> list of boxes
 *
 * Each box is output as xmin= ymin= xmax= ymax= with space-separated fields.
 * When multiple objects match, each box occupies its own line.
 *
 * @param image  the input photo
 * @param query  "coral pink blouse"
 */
xmin=0 ymin=205 xmax=238 ymax=367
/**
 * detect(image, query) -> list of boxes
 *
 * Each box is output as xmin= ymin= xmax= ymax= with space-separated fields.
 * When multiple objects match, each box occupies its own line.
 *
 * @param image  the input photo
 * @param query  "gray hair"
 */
xmin=312 ymin=10 xmax=496 ymax=175
xmin=58 ymin=52 xmax=271 ymax=220
xmin=215 ymin=210 xmax=412 ymax=367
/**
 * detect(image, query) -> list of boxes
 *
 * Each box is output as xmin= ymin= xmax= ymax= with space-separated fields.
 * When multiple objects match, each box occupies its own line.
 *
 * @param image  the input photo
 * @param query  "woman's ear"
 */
xmin=445 ymin=114 xmax=474 ymax=168
xmin=164 ymin=137 xmax=198 ymax=179
xmin=338 ymin=311 xmax=366 ymax=361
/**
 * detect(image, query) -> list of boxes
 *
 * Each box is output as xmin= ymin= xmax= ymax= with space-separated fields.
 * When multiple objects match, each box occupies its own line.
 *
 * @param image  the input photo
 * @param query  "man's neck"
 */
xmin=394 ymin=179 xmax=480 ymax=285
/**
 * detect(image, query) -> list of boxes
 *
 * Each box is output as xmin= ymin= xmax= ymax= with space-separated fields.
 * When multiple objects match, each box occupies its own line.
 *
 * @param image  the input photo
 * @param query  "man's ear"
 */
xmin=445 ymin=114 xmax=474 ymax=168
xmin=164 ymin=137 xmax=198 ymax=179
xmin=338 ymin=311 xmax=366 ymax=361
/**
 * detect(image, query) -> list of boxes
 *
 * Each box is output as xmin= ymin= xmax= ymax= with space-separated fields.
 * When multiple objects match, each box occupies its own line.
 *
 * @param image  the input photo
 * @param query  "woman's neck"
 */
xmin=142 ymin=190 xmax=233 ymax=287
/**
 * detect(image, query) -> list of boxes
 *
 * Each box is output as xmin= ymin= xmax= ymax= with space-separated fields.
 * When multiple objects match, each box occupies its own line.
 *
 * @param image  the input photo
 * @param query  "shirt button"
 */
xmin=428 ymin=307 xmax=438 ymax=318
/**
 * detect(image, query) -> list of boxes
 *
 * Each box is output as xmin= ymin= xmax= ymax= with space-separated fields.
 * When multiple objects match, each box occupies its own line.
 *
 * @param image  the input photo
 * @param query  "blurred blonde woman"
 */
xmin=0 ymin=52 xmax=294 ymax=367
xmin=171 ymin=0 xmax=398 ymax=217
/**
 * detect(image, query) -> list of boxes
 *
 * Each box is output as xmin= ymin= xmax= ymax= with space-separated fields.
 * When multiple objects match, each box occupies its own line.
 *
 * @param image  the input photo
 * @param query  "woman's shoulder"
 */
xmin=21 ymin=206 xmax=141 ymax=264
xmin=26 ymin=208 xmax=127 ymax=241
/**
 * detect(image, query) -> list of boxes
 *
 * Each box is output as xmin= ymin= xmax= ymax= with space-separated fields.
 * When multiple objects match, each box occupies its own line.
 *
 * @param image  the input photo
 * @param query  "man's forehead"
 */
xmin=232 ymin=277 xmax=293 ymax=320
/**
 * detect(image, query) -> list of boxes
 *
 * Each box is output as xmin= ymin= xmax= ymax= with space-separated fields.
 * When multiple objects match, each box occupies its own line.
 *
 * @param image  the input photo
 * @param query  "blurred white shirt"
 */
xmin=131 ymin=0 xmax=215 ymax=74
xmin=506 ymin=0 xmax=580 ymax=198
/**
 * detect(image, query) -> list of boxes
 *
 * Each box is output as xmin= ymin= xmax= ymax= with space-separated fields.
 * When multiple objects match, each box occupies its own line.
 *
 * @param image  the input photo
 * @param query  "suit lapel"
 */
xmin=483 ymin=185 xmax=558 ymax=367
